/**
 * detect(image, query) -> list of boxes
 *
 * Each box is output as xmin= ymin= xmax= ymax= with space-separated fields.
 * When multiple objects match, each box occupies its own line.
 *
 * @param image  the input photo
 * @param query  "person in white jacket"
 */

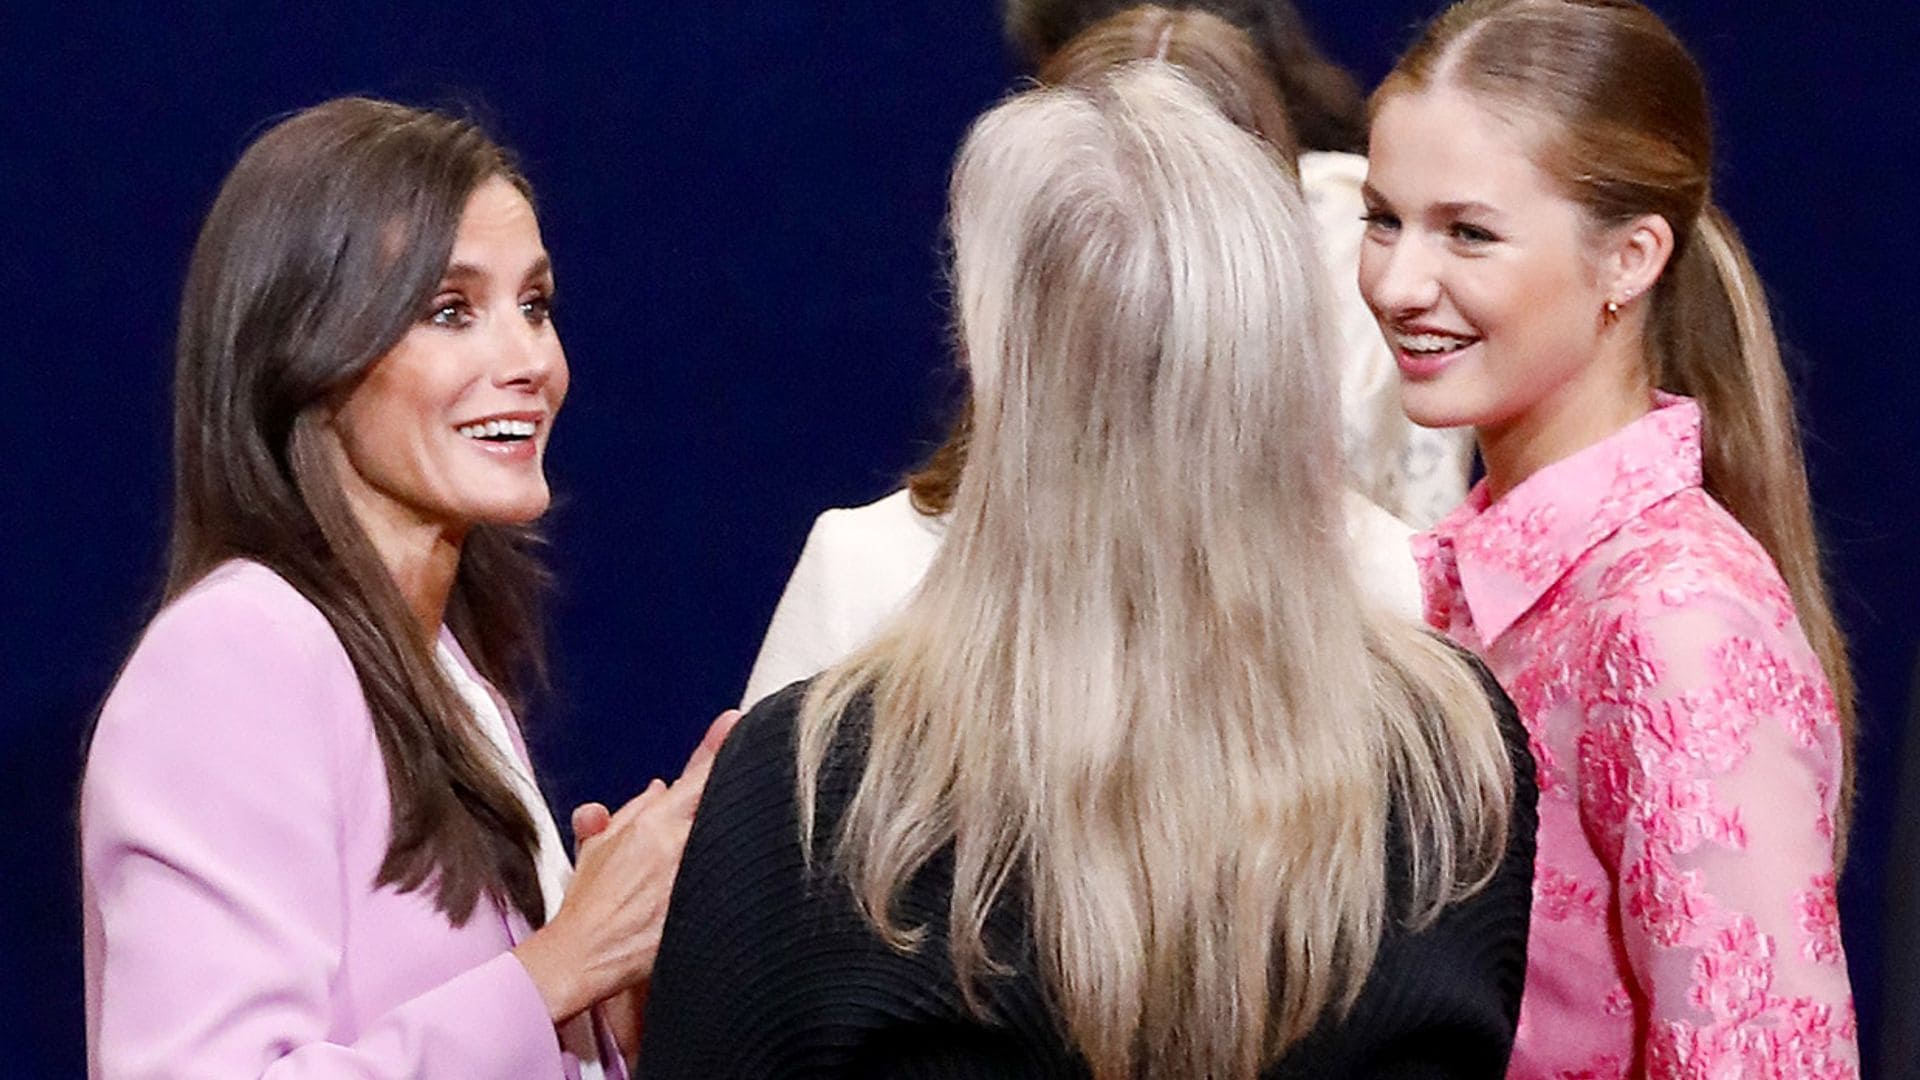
xmin=745 ymin=4 xmax=1464 ymax=709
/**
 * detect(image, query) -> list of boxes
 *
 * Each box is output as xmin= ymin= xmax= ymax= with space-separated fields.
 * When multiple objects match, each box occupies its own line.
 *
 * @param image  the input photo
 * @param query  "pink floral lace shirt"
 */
xmin=1414 ymin=396 xmax=1856 ymax=1079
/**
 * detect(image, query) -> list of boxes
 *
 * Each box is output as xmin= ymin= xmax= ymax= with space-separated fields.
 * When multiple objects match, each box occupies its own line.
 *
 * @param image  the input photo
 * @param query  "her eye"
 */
xmin=426 ymin=294 xmax=474 ymax=328
xmin=1360 ymin=210 xmax=1401 ymax=234
xmin=1449 ymin=222 xmax=1500 ymax=245
xmin=519 ymin=292 xmax=554 ymax=326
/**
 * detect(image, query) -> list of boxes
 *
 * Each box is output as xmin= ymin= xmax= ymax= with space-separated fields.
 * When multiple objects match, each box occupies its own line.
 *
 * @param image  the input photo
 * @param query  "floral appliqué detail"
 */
xmin=1622 ymin=852 xmax=1717 ymax=947
xmin=1461 ymin=500 xmax=1564 ymax=591
xmin=1537 ymin=864 xmax=1609 ymax=925
xmin=1416 ymin=397 xmax=1856 ymax=1079
xmin=1796 ymin=874 xmax=1843 ymax=966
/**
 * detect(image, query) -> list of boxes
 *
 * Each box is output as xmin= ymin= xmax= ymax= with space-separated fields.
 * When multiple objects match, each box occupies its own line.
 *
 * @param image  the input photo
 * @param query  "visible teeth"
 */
xmin=457 ymin=419 xmax=538 ymax=440
xmin=1397 ymin=331 xmax=1475 ymax=354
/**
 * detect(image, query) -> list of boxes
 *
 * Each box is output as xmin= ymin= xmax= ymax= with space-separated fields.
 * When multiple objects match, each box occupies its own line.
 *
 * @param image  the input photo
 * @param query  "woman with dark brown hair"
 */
xmin=1359 ymin=0 xmax=1857 ymax=1073
xmin=80 ymin=97 xmax=730 ymax=1078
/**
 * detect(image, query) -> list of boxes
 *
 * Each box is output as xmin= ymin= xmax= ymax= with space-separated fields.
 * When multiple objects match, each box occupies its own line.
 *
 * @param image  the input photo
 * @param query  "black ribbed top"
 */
xmin=642 ymin=665 xmax=1536 ymax=1079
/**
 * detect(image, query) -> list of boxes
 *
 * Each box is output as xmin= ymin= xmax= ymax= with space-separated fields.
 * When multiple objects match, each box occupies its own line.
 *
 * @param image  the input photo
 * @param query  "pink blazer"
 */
xmin=82 ymin=560 xmax=624 ymax=1079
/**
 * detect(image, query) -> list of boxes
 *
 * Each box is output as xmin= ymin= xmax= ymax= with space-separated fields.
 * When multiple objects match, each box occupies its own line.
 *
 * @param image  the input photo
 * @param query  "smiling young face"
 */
xmin=325 ymin=175 xmax=567 ymax=556
xmin=1356 ymin=85 xmax=1658 ymax=483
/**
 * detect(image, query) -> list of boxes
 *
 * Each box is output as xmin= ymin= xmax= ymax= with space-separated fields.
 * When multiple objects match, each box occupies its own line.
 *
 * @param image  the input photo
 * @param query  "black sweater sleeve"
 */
xmin=1272 ymin=655 xmax=1538 ymax=1079
xmin=641 ymin=663 xmax=1537 ymax=1080
xmin=638 ymin=683 xmax=833 ymax=1078
xmin=639 ymin=685 xmax=1080 ymax=1079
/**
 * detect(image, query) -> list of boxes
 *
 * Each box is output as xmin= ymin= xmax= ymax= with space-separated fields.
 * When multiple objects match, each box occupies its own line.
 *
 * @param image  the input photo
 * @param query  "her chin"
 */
xmin=473 ymin=487 xmax=553 ymax=528
xmin=1397 ymin=386 xmax=1480 ymax=432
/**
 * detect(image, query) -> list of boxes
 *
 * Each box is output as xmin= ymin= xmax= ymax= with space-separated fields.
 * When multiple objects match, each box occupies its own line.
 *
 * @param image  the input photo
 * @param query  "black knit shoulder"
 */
xmin=641 ymin=667 xmax=1536 ymax=1079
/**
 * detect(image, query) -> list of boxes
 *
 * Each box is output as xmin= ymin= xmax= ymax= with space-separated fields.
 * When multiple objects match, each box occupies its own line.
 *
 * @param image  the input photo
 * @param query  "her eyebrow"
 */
xmin=1432 ymin=200 xmax=1502 ymax=219
xmin=439 ymin=262 xmax=485 ymax=286
xmin=437 ymin=254 xmax=553 ymax=287
xmin=1358 ymin=183 xmax=1502 ymax=221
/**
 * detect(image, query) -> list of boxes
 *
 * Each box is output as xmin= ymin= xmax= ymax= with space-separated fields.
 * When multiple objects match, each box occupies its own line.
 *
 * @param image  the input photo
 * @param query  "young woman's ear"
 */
xmin=1603 ymin=212 xmax=1676 ymax=313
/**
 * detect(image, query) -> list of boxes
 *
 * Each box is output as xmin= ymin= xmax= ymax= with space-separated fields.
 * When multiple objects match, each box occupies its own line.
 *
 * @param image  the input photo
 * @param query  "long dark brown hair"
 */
xmin=1377 ymin=0 xmax=1856 ymax=844
xmin=167 ymin=97 xmax=549 ymax=926
xmin=1003 ymin=0 xmax=1366 ymax=153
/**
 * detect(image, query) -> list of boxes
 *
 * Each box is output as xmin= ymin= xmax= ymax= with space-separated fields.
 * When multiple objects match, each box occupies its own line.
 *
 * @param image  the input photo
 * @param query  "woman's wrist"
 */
xmin=513 ymin=922 xmax=595 ymax=1025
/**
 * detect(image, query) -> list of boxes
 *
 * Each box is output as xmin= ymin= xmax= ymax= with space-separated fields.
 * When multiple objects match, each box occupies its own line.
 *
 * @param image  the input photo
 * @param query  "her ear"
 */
xmin=1604 ymin=213 xmax=1675 ymax=311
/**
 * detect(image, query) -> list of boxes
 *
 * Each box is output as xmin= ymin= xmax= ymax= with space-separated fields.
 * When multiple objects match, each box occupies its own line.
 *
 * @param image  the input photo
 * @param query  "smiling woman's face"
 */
xmin=325 ymin=175 xmax=568 ymax=548
xmin=1356 ymin=85 xmax=1613 ymax=437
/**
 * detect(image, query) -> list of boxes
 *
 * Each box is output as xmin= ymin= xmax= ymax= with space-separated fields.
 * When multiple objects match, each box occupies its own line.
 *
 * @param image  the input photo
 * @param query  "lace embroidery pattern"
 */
xmin=1418 ymin=398 xmax=1856 ymax=1079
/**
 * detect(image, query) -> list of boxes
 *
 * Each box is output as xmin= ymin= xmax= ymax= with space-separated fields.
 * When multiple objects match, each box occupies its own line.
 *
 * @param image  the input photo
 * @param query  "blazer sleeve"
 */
xmin=740 ymin=512 xmax=856 ymax=710
xmin=81 ymin=579 xmax=563 ymax=1079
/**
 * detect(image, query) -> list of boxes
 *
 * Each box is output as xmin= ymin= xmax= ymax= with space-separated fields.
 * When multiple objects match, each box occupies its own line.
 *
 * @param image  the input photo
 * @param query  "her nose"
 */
xmin=492 ymin=314 xmax=564 ymax=393
xmin=1359 ymin=233 xmax=1443 ymax=318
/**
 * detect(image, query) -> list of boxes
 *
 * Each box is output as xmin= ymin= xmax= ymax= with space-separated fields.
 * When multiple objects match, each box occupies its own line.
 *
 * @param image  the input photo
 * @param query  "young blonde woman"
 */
xmin=641 ymin=66 xmax=1537 ymax=1079
xmin=739 ymin=4 xmax=1446 ymax=712
xmin=1357 ymin=1 xmax=1857 ymax=1074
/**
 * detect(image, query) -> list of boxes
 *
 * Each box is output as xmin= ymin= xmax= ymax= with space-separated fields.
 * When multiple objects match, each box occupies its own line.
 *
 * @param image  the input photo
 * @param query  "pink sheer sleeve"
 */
xmin=1574 ymin=589 xmax=1857 ymax=1078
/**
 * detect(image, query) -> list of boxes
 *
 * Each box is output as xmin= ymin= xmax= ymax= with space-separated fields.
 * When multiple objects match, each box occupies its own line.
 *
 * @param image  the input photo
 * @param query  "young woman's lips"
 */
xmin=1397 ymin=347 xmax=1458 ymax=380
xmin=1393 ymin=332 xmax=1476 ymax=380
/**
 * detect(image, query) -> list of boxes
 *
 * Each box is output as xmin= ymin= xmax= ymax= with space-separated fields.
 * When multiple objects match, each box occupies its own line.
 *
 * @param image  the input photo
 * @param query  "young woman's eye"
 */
xmin=426 ymin=295 xmax=474 ymax=328
xmin=1450 ymin=222 xmax=1499 ymax=245
xmin=1361 ymin=210 xmax=1401 ymax=234
xmin=519 ymin=292 xmax=554 ymax=326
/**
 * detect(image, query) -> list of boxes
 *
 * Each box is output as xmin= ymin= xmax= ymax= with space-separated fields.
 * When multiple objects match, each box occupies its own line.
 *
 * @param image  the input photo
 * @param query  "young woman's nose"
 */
xmin=1360 ymin=234 xmax=1443 ymax=318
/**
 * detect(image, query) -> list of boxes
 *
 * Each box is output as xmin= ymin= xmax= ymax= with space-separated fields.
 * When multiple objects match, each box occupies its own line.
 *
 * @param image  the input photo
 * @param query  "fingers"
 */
xmin=593 ymin=709 xmax=743 ymax=834
xmin=679 ymin=708 xmax=741 ymax=784
xmin=571 ymin=801 xmax=612 ymax=845
xmin=669 ymin=708 xmax=741 ymax=808
xmin=634 ymin=778 xmax=668 ymax=806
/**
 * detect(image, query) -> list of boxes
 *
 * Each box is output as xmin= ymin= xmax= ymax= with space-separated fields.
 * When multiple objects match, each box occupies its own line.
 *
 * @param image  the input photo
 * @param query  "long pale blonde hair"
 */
xmin=907 ymin=4 xmax=1302 ymax=519
xmin=799 ymin=66 xmax=1514 ymax=1078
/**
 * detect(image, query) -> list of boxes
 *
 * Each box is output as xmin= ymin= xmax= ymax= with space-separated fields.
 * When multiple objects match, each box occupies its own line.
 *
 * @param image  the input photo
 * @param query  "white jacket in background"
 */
xmin=741 ymin=488 xmax=1424 ymax=710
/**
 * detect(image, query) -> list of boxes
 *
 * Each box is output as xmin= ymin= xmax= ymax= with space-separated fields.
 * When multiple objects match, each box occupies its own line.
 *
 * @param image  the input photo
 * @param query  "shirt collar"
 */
xmin=1416 ymin=394 xmax=1703 ymax=645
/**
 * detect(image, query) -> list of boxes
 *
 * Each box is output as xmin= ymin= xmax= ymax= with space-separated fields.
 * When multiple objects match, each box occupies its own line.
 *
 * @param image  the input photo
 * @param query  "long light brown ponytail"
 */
xmin=1378 ymin=0 xmax=1855 ymax=846
xmin=1656 ymin=205 xmax=1856 ymax=827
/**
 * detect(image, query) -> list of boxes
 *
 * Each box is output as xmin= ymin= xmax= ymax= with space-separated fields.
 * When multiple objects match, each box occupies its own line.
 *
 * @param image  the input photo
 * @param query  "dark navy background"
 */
xmin=6 ymin=4 xmax=1914 ymax=1075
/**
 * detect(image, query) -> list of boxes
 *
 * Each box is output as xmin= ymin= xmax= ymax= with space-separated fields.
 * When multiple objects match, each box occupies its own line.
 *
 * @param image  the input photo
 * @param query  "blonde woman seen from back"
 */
xmin=642 ymin=66 xmax=1537 ymax=1079
xmin=1003 ymin=0 xmax=1476 ymax=526
xmin=739 ymin=4 xmax=1448 ymax=712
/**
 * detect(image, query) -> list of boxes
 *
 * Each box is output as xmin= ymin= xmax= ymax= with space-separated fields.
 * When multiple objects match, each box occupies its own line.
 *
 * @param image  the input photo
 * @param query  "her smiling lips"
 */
xmin=455 ymin=418 xmax=538 ymax=441
xmin=453 ymin=414 xmax=544 ymax=458
xmin=1391 ymin=328 xmax=1478 ymax=379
